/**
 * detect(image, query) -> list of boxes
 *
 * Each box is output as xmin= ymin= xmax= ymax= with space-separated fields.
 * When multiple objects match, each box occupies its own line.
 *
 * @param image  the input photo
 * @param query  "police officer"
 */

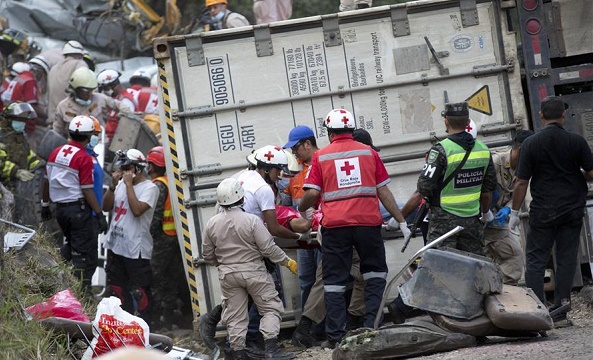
xmin=43 ymin=115 xmax=108 ymax=290
xmin=202 ymin=178 xmax=297 ymax=360
xmin=418 ymin=102 xmax=496 ymax=254
xmin=298 ymin=108 xmax=409 ymax=348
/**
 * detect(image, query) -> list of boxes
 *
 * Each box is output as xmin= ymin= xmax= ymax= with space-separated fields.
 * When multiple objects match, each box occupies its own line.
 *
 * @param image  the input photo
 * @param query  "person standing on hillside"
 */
xmin=510 ymin=96 xmax=593 ymax=328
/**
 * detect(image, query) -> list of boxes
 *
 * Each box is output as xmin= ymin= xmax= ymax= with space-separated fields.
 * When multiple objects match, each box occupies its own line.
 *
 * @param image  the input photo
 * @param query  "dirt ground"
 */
xmin=291 ymin=287 xmax=593 ymax=360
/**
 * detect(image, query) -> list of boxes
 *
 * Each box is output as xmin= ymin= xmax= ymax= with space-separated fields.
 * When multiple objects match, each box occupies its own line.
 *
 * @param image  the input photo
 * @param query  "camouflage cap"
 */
xmin=443 ymin=102 xmax=469 ymax=117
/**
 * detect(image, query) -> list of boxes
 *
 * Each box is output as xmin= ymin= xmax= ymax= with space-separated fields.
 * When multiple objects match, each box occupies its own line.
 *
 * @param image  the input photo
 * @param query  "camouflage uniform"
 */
xmin=483 ymin=147 xmax=525 ymax=284
xmin=418 ymin=132 xmax=496 ymax=256
xmin=149 ymin=180 xmax=186 ymax=328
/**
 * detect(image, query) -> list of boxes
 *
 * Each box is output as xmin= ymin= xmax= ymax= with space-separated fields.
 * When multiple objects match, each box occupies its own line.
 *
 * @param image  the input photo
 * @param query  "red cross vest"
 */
xmin=318 ymin=139 xmax=382 ymax=228
xmin=130 ymin=86 xmax=159 ymax=113
xmin=152 ymin=176 xmax=176 ymax=236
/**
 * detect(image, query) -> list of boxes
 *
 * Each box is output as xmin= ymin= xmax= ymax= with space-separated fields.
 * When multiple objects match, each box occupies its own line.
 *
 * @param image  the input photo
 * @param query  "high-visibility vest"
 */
xmin=439 ymin=138 xmax=491 ymax=217
xmin=317 ymin=139 xmax=382 ymax=228
xmin=152 ymin=176 xmax=176 ymax=236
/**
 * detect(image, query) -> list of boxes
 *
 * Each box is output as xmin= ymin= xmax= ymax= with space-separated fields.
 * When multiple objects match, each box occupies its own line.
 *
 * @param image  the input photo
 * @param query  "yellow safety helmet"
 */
xmin=206 ymin=0 xmax=227 ymax=7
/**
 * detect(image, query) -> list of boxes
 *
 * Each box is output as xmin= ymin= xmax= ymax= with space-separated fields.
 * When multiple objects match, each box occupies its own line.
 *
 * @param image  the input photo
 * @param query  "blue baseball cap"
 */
xmin=283 ymin=125 xmax=315 ymax=148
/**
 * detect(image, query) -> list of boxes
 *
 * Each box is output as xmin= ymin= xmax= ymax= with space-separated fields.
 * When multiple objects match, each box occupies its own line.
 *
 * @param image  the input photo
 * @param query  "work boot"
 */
xmin=291 ymin=316 xmax=316 ymax=348
xmin=320 ymin=339 xmax=338 ymax=350
xmin=233 ymin=349 xmax=247 ymax=360
xmin=386 ymin=298 xmax=407 ymax=324
xmin=198 ymin=304 xmax=222 ymax=349
xmin=346 ymin=313 xmax=364 ymax=331
xmin=264 ymin=338 xmax=295 ymax=359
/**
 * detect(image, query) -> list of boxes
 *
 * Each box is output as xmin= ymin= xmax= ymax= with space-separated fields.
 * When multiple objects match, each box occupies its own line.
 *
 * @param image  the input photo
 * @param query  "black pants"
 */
xmin=56 ymin=201 xmax=97 ymax=289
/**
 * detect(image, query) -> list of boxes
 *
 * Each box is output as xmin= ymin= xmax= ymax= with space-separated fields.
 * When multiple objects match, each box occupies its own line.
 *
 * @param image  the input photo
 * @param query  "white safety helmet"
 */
xmin=282 ymin=149 xmax=302 ymax=176
xmin=114 ymin=148 xmax=148 ymax=170
xmin=97 ymin=69 xmax=121 ymax=87
xmin=10 ymin=62 xmax=30 ymax=77
xmin=130 ymin=69 xmax=152 ymax=85
xmin=217 ymin=177 xmax=245 ymax=206
xmin=28 ymin=55 xmax=50 ymax=74
xmin=465 ymin=119 xmax=478 ymax=139
xmin=252 ymin=145 xmax=289 ymax=173
xmin=68 ymin=115 xmax=95 ymax=136
xmin=62 ymin=40 xmax=85 ymax=55
xmin=69 ymin=67 xmax=98 ymax=90
xmin=324 ymin=108 xmax=355 ymax=129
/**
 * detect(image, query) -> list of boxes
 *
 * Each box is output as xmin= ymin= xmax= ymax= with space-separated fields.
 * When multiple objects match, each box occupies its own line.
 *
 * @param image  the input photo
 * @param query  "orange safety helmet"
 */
xmin=88 ymin=115 xmax=101 ymax=133
xmin=147 ymin=146 xmax=166 ymax=167
xmin=205 ymin=0 xmax=227 ymax=7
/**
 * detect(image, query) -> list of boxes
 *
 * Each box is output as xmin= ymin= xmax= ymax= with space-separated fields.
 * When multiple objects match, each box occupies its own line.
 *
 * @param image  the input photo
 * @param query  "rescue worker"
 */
xmin=510 ymin=96 xmax=593 ymax=328
xmin=86 ymin=116 xmax=104 ymax=236
xmin=26 ymin=55 xmax=52 ymax=151
xmin=147 ymin=146 xmax=190 ymax=330
xmin=53 ymin=67 xmax=132 ymax=140
xmin=0 ymin=102 xmax=40 ymax=184
xmin=1 ymin=62 xmax=30 ymax=106
xmin=0 ymin=28 xmax=29 ymax=64
xmin=418 ymin=102 xmax=496 ymax=254
xmin=96 ymin=69 xmax=137 ymax=142
xmin=128 ymin=70 xmax=159 ymax=115
xmin=282 ymin=125 xmax=319 ymax=310
xmin=42 ymin=115 xmax=108 ymax=290
xmin=298 ymin=108 xmax=410 ymax=348
xmin=47 ymin=40 xmax=88 ymax=118
xmin=483 ymin=130 xmax=534 ymax=285
xmin=202 ymin=177 xmax=297 ymax=360
xmin=206 ymin=0 xmax=250 ymax=30
xmin=103 ymin=149 xmax=159 ymax=323
xmin=82 ymin=51 xmax=96 ymax=72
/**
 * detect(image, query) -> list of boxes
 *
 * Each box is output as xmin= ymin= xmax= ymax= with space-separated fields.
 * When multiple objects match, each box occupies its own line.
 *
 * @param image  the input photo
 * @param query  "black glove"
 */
xmin=41 ymin=205 xmax=52 ymax=221
xmin=98 ymin=214 xmax=109 ymax=234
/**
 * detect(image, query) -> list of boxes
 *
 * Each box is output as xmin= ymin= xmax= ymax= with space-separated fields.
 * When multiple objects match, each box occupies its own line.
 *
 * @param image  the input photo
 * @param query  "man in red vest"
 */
xmin=298 ymin=108 xmax=410 ymax=348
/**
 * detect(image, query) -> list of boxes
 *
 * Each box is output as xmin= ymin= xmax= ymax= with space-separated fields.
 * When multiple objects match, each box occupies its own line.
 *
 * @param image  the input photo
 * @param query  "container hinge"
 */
xmin=390 ymin=5 xmax=410 ymax=37
xmin=529 ymin=68 xmax=552 ymax=78
xmin=472 ymin=62 xmax=515 ymax=77
xmin=182 ymin=163 xmax=223 ymax=178
xmin=175 ymin=105 xmax=214 ymax=119
xmin=322 ymin=15 xmax=342 ymax=47
xmin=254 ymin=25 xmax=273 ymax=57
xmin=184 ymin=194 xmax=217 ymax=208
xmin=460 ymin=0 xmax=479 ymax=27
xmin=186 ymin=37 xmax=205 ymax=67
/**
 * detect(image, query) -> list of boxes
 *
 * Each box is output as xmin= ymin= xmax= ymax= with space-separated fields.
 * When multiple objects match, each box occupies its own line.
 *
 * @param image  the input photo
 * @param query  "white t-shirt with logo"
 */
xmin=104 ymin=179 xmax=159 ymax=259
xmin=236 ymin=170 xmax=275 ymax=220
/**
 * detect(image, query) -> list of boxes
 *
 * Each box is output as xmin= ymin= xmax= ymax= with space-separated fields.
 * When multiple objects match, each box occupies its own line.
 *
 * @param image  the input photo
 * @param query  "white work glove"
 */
xmin=386 ymin=217 xmax=399 ymax=231
xmin=481 ymin=210 xmax=494 ymax=223
xmin=399 ymin=221 xmax=412 ymax=239
xmin=296 ymin=230 xmax=311 ymax=243
xmin=508 ymin=209 xmax=521 ymax=235
xmin=16 ymin=169 xmax=35 ymax=182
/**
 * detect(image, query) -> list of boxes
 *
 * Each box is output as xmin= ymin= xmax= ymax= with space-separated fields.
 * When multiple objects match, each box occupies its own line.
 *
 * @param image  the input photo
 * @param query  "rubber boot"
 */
xmin=198 ymin=304 xmax=222 ymax=349
xmin=291 ymin=316 xmax=316 ymax=348
xmin=264 ymin=338 xmax=295 ymax=359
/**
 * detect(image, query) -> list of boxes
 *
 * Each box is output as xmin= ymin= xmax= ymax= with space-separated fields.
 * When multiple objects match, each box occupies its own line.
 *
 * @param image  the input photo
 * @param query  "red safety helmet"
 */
xmin=147 ymin=146 xmax=166 ymax=167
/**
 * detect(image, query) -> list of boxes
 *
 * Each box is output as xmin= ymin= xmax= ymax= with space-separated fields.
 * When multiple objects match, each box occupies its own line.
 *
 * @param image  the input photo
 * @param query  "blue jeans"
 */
xmin=525 ymin=219 xmax=582 ymax=307
xmin=297 ymin=248 xmax=320 ymax=309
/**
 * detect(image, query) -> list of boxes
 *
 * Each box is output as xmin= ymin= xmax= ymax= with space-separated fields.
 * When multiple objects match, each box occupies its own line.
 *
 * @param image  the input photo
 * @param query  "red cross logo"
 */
xmin=114 ymin=201 xmax=127 ymax=221
xmin=340 ymin=161 xmax=355 ymax=176
xmin=326 ymin=117 xmax=331 ymax=124
xmin=61 ymin=146 xmax=74 ymax=156
xmin=341 ymin=116 xmax=350 ymax=125
xmin=105 ymin=74 xmax=112 ymax=80
xmin=151 ymin=97 xmax=158 ymax=107
xmin=466 ymin=124 xmax=473 ymax=132
xmin=264 ymin=151 xmax=274 ymax=161
xmin=75 ymin=120 xmax=82 ymax=128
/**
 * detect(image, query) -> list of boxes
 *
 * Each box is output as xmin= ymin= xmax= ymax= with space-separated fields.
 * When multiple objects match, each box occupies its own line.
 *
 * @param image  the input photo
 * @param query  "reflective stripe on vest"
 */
xmin=152 ymin=176 xmax=176 ymax=236
xmin=439 ymin=138 xmax=491 ymax=217
xmin=317 ymin=141 xmax=382 ymax=227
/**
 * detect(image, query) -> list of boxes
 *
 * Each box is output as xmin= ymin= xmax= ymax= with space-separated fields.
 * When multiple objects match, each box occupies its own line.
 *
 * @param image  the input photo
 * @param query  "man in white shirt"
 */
xmin=103 ymin=148 xmax=159 ymax=323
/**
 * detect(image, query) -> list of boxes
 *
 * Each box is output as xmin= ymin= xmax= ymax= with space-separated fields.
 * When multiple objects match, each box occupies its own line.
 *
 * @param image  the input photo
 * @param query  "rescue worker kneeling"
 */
xmin=202 ymin=178 xmax=297 ymax=360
